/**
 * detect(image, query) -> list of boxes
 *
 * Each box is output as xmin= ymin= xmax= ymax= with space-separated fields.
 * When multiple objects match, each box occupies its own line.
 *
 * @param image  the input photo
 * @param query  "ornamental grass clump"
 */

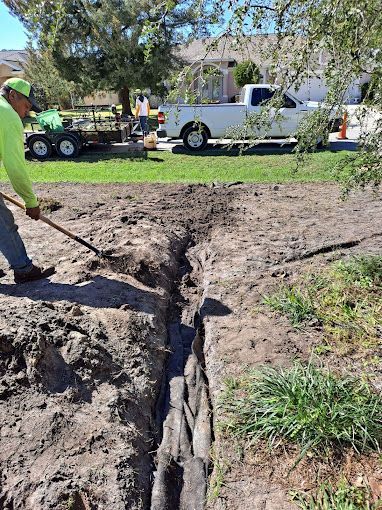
xmin=221 ymin=363 xmax=382 ymax=460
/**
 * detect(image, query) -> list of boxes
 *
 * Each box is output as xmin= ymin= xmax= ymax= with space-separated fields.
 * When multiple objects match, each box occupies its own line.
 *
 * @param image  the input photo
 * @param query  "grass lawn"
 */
xmin=0 ymin=150 xmax=351 ymax=184
xmin=264 ymin=255 xmax=382 ymax=357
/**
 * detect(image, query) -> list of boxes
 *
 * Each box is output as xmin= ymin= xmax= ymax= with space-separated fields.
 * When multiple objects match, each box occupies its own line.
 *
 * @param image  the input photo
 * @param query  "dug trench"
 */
xmin=0 ymin=183 xmax=235 ymax=510
xmin=0 ymin=182 xmax=382 ymax=509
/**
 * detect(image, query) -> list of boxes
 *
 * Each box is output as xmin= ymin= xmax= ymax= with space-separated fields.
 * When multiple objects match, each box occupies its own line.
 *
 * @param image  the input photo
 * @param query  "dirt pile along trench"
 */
xmin=0 ymin=183 xmax=236 ymax=510
xmin=0 ymin=182 xmax=382 ymax=509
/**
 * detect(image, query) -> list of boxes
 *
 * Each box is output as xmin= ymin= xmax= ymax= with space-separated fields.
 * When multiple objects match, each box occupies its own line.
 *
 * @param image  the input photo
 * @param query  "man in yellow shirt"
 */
xmin=0 ymin=77 xmax=55 ymax=283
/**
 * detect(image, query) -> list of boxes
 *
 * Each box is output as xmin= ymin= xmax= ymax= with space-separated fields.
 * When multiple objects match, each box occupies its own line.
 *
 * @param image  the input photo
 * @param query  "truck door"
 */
xmin=247 ymin=88 xmax=301 ymax=138
xmin=270 ymin=94 xmax=300 ymax=137
xmin=246 ymin=88 xmax=268 ymax=137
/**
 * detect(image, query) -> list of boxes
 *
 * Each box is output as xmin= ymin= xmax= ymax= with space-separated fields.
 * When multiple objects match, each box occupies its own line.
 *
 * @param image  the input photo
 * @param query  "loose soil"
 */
xmin=0 ymin=182 xmax=381 ymax=510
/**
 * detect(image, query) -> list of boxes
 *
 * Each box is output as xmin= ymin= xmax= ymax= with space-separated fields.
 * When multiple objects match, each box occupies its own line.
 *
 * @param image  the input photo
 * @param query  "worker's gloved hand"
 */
xmin=26 ymin=206 xmax=40 ymax=221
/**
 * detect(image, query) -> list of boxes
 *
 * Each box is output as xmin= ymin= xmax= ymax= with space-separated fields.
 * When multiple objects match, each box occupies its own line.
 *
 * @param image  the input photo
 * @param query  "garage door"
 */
xmin=290 ymin=77 xmax=328 ymax=102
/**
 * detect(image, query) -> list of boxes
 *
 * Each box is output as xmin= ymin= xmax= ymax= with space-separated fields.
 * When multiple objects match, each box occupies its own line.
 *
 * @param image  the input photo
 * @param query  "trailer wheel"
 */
xmin=182 ymin=126 xmax=208 ymax=151
xmin=55 ymin=134 xmax=80 ymax=158
xmin=27 ymin=135 xmax=52 ymax=160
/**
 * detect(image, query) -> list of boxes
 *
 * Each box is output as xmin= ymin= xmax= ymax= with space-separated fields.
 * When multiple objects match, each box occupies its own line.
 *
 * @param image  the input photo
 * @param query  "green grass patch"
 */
xmin=264 ymin=287 xmax=316 ymax=326
xmin=207 ymin=446 xmax=228 ymax=501
xmin=264 ymin=256 xmax=382 ymax=353
xmin=220 ymin=363 xmax=382 ymax=462
xmin=1 ymin=150 xmax=351 ymax=184
xmin=292 ymin=480 xmax=382 ymax=509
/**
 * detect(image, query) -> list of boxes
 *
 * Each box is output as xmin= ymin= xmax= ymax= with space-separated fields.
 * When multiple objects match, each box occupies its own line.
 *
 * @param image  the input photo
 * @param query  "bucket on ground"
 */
xmin=36 ymin=109 xmax=65 ymax=133
xmin=144 ymin=132 xmax=157 ymax=150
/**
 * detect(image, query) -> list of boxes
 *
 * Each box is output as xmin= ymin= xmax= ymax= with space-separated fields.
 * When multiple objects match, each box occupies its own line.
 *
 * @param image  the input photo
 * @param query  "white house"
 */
xmin=178 ymin=36 xmax=369 ymax=104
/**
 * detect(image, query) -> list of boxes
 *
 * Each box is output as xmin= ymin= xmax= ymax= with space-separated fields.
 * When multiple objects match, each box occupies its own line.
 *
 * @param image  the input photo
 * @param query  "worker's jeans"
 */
xmin=0 ymin=194 xmax=32 ymax=272
xmin=139 ymin=116 xmax=149 ymax=135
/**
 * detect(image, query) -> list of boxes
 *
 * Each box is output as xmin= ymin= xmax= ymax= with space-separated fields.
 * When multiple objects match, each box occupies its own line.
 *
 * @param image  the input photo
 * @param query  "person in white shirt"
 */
xmin=135 ymin=89 xmax=150 ymax=135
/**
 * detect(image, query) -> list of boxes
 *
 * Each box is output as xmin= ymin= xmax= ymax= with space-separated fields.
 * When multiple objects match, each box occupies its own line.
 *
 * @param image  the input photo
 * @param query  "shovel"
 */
xmin=1 ymin=192 xmax=104 ymax=257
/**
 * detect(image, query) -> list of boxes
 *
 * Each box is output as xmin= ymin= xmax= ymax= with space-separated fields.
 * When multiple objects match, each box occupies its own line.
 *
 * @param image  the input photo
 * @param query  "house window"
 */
xmin=194 ymin=66 xmax=223 ymax=103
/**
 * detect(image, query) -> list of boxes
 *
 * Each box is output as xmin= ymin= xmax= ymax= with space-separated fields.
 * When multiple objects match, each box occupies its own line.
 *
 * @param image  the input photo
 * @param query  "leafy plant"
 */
xmin=220 ymin=363 xmax=382 ymax=462
xmin=233 ymin=60 xmax=261 ymax=88
xmin=361 ymin=73 xmax=382 ymax=104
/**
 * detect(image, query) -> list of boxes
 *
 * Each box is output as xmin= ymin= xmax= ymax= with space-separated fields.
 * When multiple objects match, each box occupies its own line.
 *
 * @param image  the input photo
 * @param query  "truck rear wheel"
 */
xmin=182 ymin=126 xmax=208 ymax=151
xmin=55 ymin=134 xmax=80 ymax=158
xmin=27 ymin=135 xmax=52 ymax=160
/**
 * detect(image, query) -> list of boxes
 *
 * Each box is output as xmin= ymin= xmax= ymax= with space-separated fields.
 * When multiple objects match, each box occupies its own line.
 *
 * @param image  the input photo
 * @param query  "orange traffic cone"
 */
xmin=337 ymin=111 xmax=348 ymax=139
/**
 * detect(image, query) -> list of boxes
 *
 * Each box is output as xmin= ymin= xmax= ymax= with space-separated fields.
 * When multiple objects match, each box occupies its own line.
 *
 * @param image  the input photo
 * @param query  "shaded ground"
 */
xmin=0 ymin=182 xmax=381 ymax=509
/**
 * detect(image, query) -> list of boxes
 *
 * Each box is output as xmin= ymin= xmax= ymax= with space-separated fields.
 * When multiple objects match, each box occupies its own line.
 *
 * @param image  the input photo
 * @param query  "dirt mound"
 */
xmin=0 ymin=183 xmax=381 ymax=509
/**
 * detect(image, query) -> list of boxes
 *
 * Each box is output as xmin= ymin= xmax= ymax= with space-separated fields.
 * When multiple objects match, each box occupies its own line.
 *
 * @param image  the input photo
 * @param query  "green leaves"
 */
xmin=5 ymin=0 xmax=202 ymax=98
xmin=233 ymin=60 xmax=261 ymax=88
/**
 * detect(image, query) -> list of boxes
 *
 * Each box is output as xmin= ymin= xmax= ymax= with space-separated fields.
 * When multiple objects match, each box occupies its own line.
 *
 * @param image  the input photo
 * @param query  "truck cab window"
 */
xmin=251 ymin=88 xmax=263 ymax=106
xmin=261 ymin=89 xmax=275 ymax=103
xmin=251 ymin=88 xmax=275 ymax=106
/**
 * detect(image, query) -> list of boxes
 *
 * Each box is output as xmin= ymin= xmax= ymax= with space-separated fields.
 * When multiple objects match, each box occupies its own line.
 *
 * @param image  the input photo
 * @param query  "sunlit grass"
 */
xmin=220 ymin=363 xmax=382 ymax=462
xmin=0 ymin=150 xmax=351 ymax=184
xmin=264 ymin=256 xmax=382 ymax=353
xmin=292 ymin=480 xmax=382 ymax=509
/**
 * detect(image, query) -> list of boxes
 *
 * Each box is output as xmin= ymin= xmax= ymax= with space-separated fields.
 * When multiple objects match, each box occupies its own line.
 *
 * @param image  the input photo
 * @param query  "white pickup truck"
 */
xmin=157 ymin=84 xmax=338 ymax=150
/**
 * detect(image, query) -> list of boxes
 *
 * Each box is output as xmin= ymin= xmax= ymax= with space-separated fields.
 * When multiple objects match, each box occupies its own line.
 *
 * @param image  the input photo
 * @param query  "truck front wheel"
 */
xmin=182 ymin=126 xmax=208 ymax=151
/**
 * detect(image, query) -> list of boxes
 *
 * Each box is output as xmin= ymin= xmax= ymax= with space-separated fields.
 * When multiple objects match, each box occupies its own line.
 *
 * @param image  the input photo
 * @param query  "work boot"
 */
xmin=14 ymin=264 xmax=55 ymax=284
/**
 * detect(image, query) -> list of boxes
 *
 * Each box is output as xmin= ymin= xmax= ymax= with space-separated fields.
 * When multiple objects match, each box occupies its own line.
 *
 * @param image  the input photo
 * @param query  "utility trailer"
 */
xmin=25 ymin=105 xmax=142 ymax=160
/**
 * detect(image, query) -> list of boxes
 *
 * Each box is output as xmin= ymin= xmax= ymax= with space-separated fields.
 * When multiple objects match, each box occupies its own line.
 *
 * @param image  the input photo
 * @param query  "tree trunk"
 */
xmin=119 ymin=86 xmax=132 ymax=115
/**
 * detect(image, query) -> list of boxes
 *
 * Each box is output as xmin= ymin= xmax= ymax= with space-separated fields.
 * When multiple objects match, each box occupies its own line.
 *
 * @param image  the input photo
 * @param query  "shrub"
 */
xmin=233 ymin=60 xmax=261 ymax=88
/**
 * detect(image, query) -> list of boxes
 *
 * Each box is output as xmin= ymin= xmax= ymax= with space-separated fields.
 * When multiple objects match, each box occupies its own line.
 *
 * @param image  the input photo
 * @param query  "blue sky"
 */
xmin=0 ymin=1 xmax=28 ymax=50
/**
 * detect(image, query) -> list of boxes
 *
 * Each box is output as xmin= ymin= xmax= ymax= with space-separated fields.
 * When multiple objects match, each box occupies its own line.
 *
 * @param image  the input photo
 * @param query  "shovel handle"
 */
xmin=0 ymin=192 xmax=101 ymax=256
xmin=1 ymin=192 xmax=76 ymax=239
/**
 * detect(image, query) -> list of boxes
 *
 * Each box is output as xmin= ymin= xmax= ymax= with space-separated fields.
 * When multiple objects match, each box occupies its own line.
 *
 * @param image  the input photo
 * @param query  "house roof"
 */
xmin=0 ymin=50 xmax=28 ymax=72
xmin=179 ymin=36 xmax=278 ymax=67
xmin=0 ymin=50 xmax=28 ymax=60
xmin=0 ymin=60 xmax=23 ymax=71
xmin=178 ymin=36 xmax=324 ymax=71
